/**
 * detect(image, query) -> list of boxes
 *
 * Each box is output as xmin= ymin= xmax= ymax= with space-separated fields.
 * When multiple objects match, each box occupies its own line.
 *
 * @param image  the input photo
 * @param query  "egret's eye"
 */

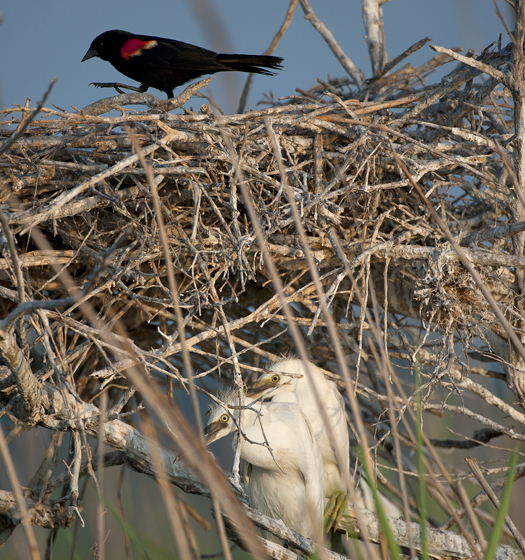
xmin=220 ymin=414 xmax=229 ymax=423
xmin=270 ymin=374 xmax=280 ymax=384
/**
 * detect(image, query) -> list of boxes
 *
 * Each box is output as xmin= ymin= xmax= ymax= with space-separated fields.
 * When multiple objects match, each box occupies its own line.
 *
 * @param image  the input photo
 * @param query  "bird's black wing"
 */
xmin=124 ymin=37 xmax=224 ymax=73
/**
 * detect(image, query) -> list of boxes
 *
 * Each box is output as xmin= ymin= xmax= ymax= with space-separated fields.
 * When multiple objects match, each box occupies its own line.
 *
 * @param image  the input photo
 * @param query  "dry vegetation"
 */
xmin=1 ymin=0 xmax=525 ymax=559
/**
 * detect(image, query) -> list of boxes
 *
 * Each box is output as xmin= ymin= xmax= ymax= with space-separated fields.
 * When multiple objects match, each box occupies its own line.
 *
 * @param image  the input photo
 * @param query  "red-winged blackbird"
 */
xmin=82 ymin=30 xmax=283 ymax=99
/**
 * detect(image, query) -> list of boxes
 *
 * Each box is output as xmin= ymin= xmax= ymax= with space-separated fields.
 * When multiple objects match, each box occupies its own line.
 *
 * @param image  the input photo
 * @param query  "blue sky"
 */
xmin=0 ymin=0 xmax=508 ymax=114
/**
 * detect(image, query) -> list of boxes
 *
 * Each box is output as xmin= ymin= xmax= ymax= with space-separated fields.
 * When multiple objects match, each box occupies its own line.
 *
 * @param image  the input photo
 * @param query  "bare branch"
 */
xmin=362 ymin=0 xmax=386 ymax=76
xmin=297 ymin=0 xmax=365 ymax=88
xmin=0 ymin=77 xmax=56 ymax=158
xmin=429 ymin=44 xmax=511 ymax=87
xmin=81 ymin=77 xmax=213 ymax=116
xmin=466 ymin=457 xmax=525 ymax=556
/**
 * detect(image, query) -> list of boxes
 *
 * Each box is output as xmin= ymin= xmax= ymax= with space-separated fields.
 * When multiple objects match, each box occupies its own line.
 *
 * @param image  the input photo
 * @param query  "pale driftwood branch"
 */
xmin=460 ymin=220 xmax=525 ymax=247
xmin=362 ymin=0 xmax=385 ymax=76
xmin=80 ymin=77 xmax=214 ymax=116
xmin=342 ymin=508 xmax=523 ymax=560
xmin=211 ymin=484 xmax=525 ymax=560
xmin=0 ymin=327 xmax=44 ymax=425
xmin=0 ymin=489 xmax=77 ymax=529
xmin=380 ymin=37 xmax=431 ymax=76
xmin=429 ymin=44 xmax=510 ymax=87
xmin=421 ymin=403 xmax=525 ymax=442
xmin=297 ymin=0 xmax=365 ymax=88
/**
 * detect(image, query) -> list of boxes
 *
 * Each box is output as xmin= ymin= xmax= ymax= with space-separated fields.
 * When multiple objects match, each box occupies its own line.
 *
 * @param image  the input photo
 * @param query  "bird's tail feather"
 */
xmin=217 ymin=54 xmax=283 ymax=76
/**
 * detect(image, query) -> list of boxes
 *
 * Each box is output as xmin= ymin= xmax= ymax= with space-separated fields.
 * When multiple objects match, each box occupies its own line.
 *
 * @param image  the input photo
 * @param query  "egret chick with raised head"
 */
xmin=247 ymin=358 xmax=401 ymax=532
xmin=204 ymin=390 xmax=325 ymax=542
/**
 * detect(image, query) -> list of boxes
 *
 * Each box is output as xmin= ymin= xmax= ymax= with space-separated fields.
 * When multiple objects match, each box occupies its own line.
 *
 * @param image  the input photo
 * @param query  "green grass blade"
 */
xmin=484 ymin=449 xmax=519 ymax=560
xmin=358 ymin=448 xmax=402 ymax=560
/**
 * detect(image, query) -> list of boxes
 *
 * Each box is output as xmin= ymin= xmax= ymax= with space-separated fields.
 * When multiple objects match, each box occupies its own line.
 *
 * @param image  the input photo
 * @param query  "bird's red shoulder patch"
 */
xmin=121 ymin=39 xmax=158 ymax=60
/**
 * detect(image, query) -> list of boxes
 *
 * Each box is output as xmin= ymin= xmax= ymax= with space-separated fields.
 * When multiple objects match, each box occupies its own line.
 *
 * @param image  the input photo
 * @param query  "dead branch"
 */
xmin=1 ymin=25 xmax=524 ymax=560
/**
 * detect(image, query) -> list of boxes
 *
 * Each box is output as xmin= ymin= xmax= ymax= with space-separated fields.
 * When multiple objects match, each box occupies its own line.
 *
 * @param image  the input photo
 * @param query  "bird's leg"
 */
xmin=324 ymin=490 xmax=351 ymax=533
xmin=90 ymin=82 xmax=147 ymax=95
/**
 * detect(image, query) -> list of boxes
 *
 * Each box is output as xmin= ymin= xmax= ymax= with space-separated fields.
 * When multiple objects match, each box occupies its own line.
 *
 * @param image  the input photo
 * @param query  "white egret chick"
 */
xmin=247 ymin=358 xmax=350 ymax=531
xmin=204 ymin=390 xmax=325 ymax=542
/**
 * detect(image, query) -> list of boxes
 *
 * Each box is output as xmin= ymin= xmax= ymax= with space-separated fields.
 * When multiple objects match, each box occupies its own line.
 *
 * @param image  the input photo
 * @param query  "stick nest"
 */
xmin=0 ymin=40 xmax=515 ymax=416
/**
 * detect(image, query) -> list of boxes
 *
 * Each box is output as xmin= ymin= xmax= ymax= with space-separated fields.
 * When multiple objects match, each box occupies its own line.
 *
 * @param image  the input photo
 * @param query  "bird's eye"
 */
xmin=271 ymin=374 xmax=280 ymax=384
xmin=220 ymin=414 xmax=229 ymax=423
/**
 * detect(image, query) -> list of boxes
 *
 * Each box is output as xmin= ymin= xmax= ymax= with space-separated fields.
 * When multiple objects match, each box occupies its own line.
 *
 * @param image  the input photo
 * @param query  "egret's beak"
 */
xmin=82 ymin=48 xmax=99 ymax=62
xmin=203 ymin=420 xmax=224 ymax=444
xmin=175 ymin=426 xmax=216 ymax=463
xmin=246 ymin=378 xmax=274 ymax=398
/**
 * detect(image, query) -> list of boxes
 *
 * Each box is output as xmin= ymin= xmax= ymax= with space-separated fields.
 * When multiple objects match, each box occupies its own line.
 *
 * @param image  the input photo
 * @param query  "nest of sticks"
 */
xmin=0 ymin=34 xmax=523 ymax=556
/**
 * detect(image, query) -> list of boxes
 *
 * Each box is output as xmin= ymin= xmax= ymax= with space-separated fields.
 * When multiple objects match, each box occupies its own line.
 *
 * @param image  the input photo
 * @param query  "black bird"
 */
xmin=82 ymin=29 xmax=283 ymax=99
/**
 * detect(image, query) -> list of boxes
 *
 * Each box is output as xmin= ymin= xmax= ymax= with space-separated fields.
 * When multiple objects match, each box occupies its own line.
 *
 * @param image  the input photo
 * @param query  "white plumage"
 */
xmin=248 ymin=359 xmax=349 ymax=499
xmin=247 ymin=358 xmax=402 ymax=522
xmin=204 ymin=390 xmax=325 ymax=541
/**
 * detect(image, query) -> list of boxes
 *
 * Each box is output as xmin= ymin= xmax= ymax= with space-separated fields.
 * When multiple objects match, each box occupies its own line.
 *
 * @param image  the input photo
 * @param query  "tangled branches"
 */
xmin=0 ymin=29 xmax=524 ymax=560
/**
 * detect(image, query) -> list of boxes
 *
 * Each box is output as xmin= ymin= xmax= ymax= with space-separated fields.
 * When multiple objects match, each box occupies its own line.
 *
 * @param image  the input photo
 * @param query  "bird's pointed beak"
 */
xmin=82 ymin=48 xmax=99 ymax=62
xmin=175 ymin=428 xmax=213 ymax=463
xmin=203 ymin=421 xmax=224 ymax=444
xmin=246 ymin=378 xmax=273 ymax=398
